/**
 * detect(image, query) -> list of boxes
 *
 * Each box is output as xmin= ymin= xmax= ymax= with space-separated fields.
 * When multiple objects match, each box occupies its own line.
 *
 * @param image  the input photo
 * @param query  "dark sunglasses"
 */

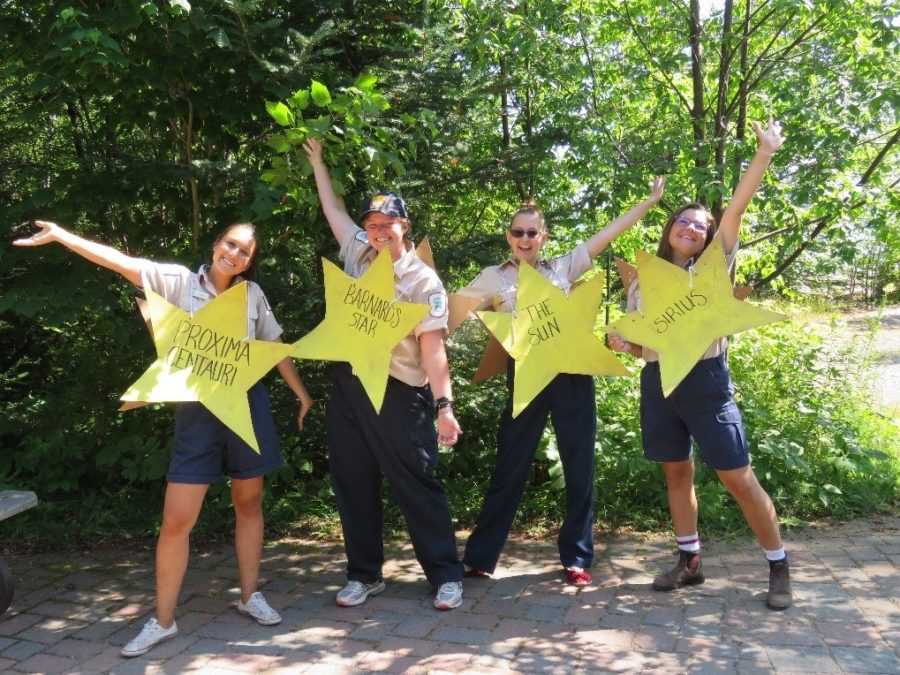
xmin=509 ymin=228 xmax=542 ymax=239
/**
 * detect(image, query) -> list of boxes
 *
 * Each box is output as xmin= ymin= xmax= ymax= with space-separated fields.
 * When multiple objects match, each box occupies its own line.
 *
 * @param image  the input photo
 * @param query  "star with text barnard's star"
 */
xmin=290 ymin=248 xmax=429 ymax=412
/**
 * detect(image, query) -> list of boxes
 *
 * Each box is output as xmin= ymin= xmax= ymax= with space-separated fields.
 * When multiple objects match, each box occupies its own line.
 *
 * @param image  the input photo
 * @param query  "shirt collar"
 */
xmin=392 ymin=241 xmax=418 ymax=277
xmin=197 ymin=264 xmax=244 ymax=295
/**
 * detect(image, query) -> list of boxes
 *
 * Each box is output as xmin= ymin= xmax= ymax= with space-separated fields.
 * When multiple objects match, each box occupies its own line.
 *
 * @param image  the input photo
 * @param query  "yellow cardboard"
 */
xmin=605 ymin=236 xmax=786 ymax=396
xmin=477 ymin=263 xmax=628 ymax=417
xmin=290 ymin=248 xmax=429 ymax=412
xmin=120 ymin=282 xmax=293 ymax=453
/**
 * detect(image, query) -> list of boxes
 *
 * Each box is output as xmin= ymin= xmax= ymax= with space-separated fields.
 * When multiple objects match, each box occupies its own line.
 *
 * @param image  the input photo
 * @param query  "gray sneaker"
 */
xmin=434 ymin=581 xmax=463 ymax=610
xmin=336 ymin=579 xmax=386 ymax=607
xmin=120 ymin=618 xmax=178 ymax=658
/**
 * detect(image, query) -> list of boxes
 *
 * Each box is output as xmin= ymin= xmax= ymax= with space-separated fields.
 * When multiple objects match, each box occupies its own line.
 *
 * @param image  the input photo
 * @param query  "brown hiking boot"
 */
xmin=766 ymin=560 xmax=792 ymax=610
xmin=652 ymin=550 xmax=705 ymax=591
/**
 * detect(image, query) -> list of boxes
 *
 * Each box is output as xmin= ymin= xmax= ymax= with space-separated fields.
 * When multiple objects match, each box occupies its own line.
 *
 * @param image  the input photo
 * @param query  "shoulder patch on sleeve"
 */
xmin=355 ymin=230 xmax=369 ymax=244
xmin=428 ymin=292 xmax=448 ymax=317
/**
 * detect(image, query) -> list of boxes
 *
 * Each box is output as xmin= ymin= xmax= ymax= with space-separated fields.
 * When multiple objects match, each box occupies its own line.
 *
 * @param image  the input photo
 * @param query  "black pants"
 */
xmin=464 ymin=362 xmax=597 ymax=572
xmin=326 ymin=363 xmax=463 ymax=586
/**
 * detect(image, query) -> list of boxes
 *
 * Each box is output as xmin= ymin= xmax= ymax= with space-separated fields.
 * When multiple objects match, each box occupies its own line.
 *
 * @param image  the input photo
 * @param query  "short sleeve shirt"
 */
xmin=139 ymin=261 xmax=283 ymax=342
xmin=625 ymin=239 xmax=739 ymax=362
xmin=338 ymin=227 xmax=449 ymax=387
xmin=455 ymin=243 xmax=593 ymax=314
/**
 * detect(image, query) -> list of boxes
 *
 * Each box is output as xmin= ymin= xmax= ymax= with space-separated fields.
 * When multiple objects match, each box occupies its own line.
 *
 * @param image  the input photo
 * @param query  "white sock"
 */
xmin=764 ymin=546 xmax=787 ymax=562
xmin=676 ymin=533 xmax=701 ymax=554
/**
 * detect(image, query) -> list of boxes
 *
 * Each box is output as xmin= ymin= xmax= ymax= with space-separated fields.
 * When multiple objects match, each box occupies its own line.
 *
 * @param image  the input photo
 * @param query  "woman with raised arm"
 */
xmin=608 ymin=118 xmax=791 ymax=610
xmin=303 ymin=137 xmax=465 ymax=610
xmin=458 ymin=177 xmax=665 ymax=586
xmin=13 ymin=220 xmax=313 ymax=655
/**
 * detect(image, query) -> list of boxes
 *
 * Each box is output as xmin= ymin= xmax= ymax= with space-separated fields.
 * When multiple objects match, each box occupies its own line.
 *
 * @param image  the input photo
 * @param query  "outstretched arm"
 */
xmin=13 ymin=220 xmax=143 ymax=286
xmin=719 ymin=118 xmax=785 ymax=252
xmin=303 ymin=138 xmax=359 ymax=245
xmin=584 ymin=176 xmax=665 ymax=259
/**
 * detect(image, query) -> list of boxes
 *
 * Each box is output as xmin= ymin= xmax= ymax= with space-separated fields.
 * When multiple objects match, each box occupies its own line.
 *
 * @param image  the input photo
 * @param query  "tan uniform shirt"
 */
xmin=139 ymin=261 xmax=283 ymax=342
xmin=339 ymin=227 xmax=449 ymax=388
xmin=456 ymin=243 xmax=593 ymax=313
xmin=626 ymin=240 xmax=739 ymax=362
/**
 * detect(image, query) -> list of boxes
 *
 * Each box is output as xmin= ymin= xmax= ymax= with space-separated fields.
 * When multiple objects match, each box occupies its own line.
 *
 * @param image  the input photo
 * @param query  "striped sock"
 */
xmin=676 ymin=533 xmax=701 ymax=554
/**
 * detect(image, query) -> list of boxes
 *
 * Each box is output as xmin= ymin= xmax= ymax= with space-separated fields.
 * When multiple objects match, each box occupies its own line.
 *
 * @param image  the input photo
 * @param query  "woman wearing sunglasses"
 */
xmin=458 ymin=180 xmax=664 ymax=586
xmin=608 ymin=118 xmax=791 ymax=610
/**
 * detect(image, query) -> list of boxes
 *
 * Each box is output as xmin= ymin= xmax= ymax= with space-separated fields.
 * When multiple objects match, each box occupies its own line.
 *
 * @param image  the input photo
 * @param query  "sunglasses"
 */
xmin=509 ymin=228 xmax=542 ymax=239
xmin=673 ymin=215 xmax=710 ymax=233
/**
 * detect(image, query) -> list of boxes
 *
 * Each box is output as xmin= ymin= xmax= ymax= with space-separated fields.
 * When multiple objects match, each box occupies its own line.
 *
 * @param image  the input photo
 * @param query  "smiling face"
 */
xmin=363 ymin=212 xmax=408 ymax=261
xmin=506 ymin=212 xmax=547 ymax=266
xmin=659 ymin=205 xmax=715 ymax=266
xmin=211 ymin=224 xmax=257 ymax=282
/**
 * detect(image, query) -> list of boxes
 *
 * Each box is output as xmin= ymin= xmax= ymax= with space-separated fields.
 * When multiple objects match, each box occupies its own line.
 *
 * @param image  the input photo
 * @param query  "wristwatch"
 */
xmin=434 ymin=396 xmax=455 ymax=415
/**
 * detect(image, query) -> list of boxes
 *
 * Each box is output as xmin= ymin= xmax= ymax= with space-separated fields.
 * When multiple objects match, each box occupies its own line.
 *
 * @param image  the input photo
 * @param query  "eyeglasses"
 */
xmin=509 ymin=228 xmax=542 ymax=239
xmin=673 ymin=215 xmax=710 ymax=233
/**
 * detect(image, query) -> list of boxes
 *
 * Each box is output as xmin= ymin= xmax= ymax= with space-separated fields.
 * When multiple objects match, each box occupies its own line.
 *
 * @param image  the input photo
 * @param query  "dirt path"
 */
xmin=829 ymin=303 xmax=900 ymax=421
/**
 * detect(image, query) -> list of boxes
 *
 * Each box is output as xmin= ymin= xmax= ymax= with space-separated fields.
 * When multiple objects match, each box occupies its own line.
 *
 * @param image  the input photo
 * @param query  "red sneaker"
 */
xmin=565 ymin=567 xmax=593 ymax=586
xmin=464 ymin=567 xmax=491 ymax=579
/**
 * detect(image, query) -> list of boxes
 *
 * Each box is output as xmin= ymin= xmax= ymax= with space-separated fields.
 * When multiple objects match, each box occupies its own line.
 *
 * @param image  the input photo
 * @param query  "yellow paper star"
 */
xmin=605 ymin=236 xmax=787 ymax=396
xmin=120 ymin=282 xmax=293 ymax=453
xmin=477 ymin=263 xmax=628 ymax=417
xmin=290 ymin=248 xmax=429 ymax=412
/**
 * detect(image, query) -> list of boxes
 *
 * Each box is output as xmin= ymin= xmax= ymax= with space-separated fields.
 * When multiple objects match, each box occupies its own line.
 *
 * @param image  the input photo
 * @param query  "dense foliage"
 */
xmin=1 ymin=1 xmax=897 ymax=545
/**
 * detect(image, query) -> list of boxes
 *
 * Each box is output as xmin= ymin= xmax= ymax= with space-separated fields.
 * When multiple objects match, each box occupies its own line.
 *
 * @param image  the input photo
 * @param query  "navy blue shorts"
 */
xmin=640 ymin=354 xmax=749 ymax=471
xmin=168 ymin=381 xmax=284 ymax=484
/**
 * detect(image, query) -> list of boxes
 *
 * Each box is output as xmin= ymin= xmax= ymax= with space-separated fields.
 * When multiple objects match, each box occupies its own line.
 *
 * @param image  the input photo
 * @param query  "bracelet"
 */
xmin=434 ymin=397 xmax=455 ymax=415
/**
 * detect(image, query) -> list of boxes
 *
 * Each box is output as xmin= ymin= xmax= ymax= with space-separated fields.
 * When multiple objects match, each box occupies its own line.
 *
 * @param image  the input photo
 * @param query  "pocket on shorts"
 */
xmin=715 ymin=404 xmax=743 ymax=425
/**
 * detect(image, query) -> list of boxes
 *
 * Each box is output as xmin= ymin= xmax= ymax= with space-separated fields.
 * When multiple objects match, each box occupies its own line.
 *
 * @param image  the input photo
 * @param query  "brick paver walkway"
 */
xmin=1 ymin=516 xmax=898 ymax=673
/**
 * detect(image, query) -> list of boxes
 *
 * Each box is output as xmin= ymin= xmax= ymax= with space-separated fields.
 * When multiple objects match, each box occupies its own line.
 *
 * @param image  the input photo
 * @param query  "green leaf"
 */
xmin=310 ymin=80 xmax=332 ymax=107
xmin=266 ymin=101 xmax=294 ymax=127
xmin=291 ymin=89 xmax=310 ymax=111
xmin=208 ymin=27 xmax=231 ymax=49
xmin=355 ymin=73 xmax=378 ymax=92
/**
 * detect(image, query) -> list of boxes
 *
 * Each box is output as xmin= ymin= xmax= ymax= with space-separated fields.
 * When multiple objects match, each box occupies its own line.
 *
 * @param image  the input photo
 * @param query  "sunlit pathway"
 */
xmin=1 ymin=516 xmax=898 ymax=673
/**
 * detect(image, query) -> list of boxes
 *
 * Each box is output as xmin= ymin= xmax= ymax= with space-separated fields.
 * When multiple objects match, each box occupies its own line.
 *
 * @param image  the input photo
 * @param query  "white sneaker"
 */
xmin=434 ymin=580 xmax=463 ymax=610
xmin=236 ymin=591 xmax=282 ymax=626
xmin=120 ymin=618 xmax=178 ymax=658
xmin=336 ymin=579 xmax=386 ymax=607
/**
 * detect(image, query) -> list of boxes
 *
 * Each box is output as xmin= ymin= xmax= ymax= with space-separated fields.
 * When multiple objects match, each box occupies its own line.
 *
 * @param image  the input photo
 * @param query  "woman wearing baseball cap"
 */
xmin=303 ymin=137 xmax=465 ymax=610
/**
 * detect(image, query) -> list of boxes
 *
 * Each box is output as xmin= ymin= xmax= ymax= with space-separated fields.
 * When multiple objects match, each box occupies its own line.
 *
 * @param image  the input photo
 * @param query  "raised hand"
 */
xmin=753 ymin=117 xmax=784 ymax=155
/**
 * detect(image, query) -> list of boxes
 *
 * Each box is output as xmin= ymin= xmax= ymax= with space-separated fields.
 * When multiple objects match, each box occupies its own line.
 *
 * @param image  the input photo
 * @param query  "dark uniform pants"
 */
xmin=326 ymin=363 xmax=463 ymax=586
xmin=464 ymin=363 xmax=597 ymax=572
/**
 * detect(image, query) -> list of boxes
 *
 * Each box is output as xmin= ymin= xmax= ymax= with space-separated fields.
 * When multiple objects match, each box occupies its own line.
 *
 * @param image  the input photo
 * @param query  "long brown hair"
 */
xmin=509 ymin=198 xmax=546 ymax=231
xmin=656 ymin=203 xmax=716 ymax=263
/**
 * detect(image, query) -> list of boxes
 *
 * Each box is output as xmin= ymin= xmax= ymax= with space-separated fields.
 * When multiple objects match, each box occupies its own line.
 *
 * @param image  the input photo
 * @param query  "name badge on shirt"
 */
xmin=428 ymin=292 xmax=447 ymax=317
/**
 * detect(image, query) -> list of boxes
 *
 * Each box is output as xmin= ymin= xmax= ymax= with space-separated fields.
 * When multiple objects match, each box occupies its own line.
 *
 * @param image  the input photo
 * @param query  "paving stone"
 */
xmin=0 ymin=516 xmax=896 ymax=673
xmin=829 ymin=646 xmax=900 ymax=674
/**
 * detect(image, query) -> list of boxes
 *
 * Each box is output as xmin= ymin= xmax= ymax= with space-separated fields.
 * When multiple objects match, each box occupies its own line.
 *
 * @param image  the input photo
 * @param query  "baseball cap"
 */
xmin=360 ymin=192 xmax=409 ymax=221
